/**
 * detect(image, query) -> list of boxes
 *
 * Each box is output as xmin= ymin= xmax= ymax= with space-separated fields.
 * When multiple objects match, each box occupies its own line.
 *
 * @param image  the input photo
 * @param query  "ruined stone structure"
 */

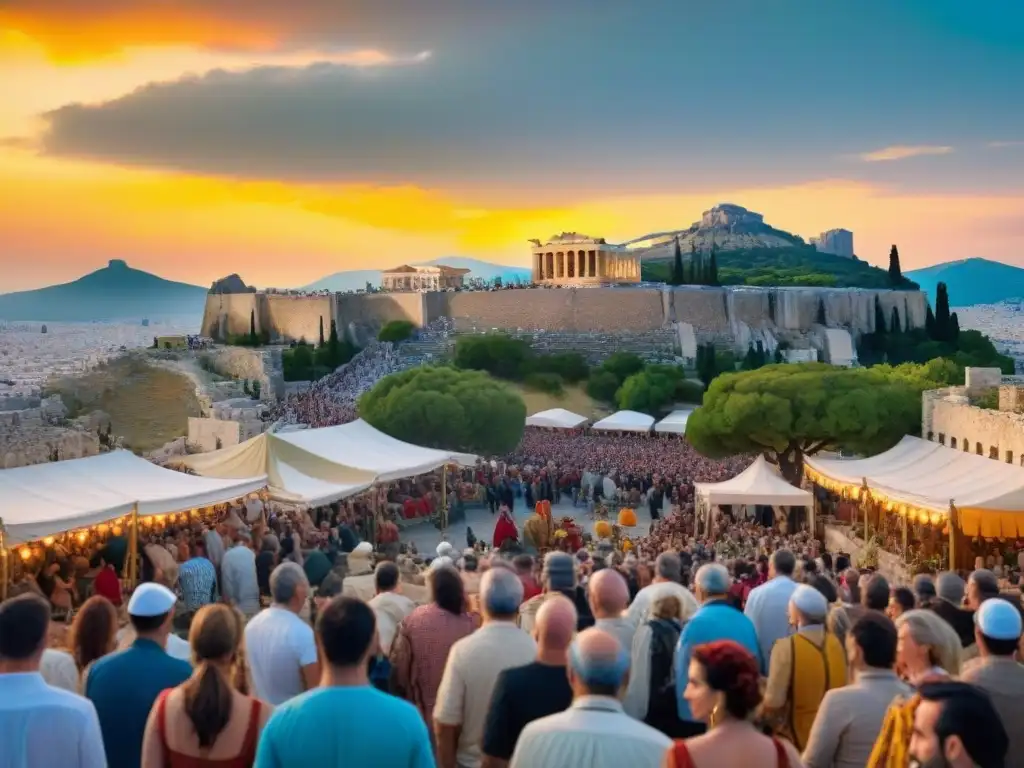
xmin=381 ymin=264 xmax=469 ymax=292
xmin=528 ymin=233 xmax=641 ymax=285
xmin=922 ymin=370 xmax=1024 ymax=467
xmin=0 ymin=397 xmax=100 ymax=468
xmin=201 ymin=285 xmax=928 ymax=363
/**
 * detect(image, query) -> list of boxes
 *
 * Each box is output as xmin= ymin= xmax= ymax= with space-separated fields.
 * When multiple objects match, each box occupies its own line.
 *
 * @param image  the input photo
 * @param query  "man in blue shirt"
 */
xmin=675 ymin=563 xmax=762 ymax=726
xmin=177 ymin=539 xmax=217 ymax=613
xmin=85 ymin=582 xmax=192 ymax=768
xmin=255 ymin=596 xmax=435 ymax=768
xmin=743 ymin=549 xmax=798 ymax=673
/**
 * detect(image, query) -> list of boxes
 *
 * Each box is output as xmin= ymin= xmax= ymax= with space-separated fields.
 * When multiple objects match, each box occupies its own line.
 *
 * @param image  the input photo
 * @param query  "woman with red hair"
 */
xmin=663 ymin=640 xmax=805 ymax=768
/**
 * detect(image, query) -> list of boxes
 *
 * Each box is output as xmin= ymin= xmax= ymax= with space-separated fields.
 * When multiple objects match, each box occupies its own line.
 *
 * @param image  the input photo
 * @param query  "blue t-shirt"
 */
xmin=255 ymin=685 xmax=435 ymax=768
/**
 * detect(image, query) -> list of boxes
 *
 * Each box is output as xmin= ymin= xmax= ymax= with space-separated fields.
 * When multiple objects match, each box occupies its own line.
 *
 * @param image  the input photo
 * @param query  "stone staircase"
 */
xmin=456 ymin=328 xmax=679 ymax=364
xmin=396 ymin=338 xmax=453 ymax=367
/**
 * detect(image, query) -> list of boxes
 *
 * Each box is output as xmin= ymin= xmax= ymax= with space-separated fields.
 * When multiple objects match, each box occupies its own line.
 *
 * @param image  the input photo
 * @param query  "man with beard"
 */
xmin=908 ymin=681 xmax=1007 ymax=768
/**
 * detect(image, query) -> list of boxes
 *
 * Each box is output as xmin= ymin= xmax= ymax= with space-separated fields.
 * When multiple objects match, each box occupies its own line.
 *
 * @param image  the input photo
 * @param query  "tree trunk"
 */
xmin=772 ymin=445 xmax=804 ymax=485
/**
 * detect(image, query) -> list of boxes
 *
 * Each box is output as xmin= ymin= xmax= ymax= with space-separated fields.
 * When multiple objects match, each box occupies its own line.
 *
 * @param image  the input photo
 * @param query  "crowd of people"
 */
xmin=3 ymin=487 xmax=1023 ymax=768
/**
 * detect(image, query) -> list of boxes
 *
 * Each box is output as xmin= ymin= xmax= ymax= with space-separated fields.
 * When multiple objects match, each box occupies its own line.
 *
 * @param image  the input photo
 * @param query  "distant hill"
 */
xmin=302 ymin=257 xmax=531 ymax=292
xmin=906 ymin=258 xmax=1024 ymax=306
xmin=0 ymin=260 xmax=207 ymax=322
xmin=643 ymin=245 xmax=919 ymax=290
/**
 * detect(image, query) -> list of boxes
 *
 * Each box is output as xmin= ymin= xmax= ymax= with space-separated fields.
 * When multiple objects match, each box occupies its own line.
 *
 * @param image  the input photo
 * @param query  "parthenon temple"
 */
xmin=529 ymin=233 xmax=641 ymax=286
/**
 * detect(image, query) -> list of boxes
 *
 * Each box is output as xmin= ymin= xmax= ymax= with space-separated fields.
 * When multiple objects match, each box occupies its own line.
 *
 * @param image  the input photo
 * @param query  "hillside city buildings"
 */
xmin=811 ymin=228 xmax=855 ymax=259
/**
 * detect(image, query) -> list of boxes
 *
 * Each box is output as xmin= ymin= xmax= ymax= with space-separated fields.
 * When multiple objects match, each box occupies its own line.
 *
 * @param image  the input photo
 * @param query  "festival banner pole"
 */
xmin=0 ymin=517 xmax=8 ymax=602
xmin=128 ymin=504 xmax=139 ymax=589
xmin=948 ymin=500 xmax=957 ymax=571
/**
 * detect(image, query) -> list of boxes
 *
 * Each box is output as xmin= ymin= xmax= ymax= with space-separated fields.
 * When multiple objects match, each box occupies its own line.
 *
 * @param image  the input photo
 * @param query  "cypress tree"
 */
xmin=890 ymin=306 xmax=901 ymax=334
xmin=755 ymin=340 xmax=766 ymax=367
xmin=319 ymin=316 xmax=325 ymax=347
xmin=670 ymin=237 xmax=685 ymax=286
xmin=743 ymin=344 xmax=758 ymax=370
xmin=249 ymin=309 xmax=257 ymax=345
xmin=950 ymin=312 xmax=960 ymax=343
xmin=925 ymin=304 xmax=936 ymax=338
xmin=935 ymin=282 xmax=951 ymax=341
xmin=816 ymin=299 xmax=827 ymax=326
xmin=873 ymin=295 xmax=888 ymax=335
xmin=888 ymin=244 xmax=903 ymax=285
xmin=708 ymin=242 xmax=719 ymax=286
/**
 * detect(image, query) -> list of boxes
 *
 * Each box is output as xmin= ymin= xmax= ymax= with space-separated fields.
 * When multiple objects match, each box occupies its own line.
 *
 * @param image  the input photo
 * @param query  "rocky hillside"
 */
xmin=625 ymin=203 xmax=805 ymax=259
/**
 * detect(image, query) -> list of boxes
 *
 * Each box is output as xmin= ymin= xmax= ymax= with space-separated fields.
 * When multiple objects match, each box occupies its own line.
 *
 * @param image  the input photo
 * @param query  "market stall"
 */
xmin=804 ymin=435 xmax=1024 ymax=569
xmin=695 ymin=455 xmax=812 ymax=536
xmin=655 ymin=409 xmax=696 ymax=435
xmin=591 ymin=410 xmax=655 ymax=433
xmin=525 ymin=408 xmax=589 ymax=429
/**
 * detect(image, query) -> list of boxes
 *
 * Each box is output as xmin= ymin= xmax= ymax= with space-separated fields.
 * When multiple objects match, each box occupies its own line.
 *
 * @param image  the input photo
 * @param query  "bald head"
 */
xmin=569 ymin=627 xmax=630 ymax=697
xmin=588 ymin=569 xmax=629 ymax=618
xmin=535 ymin=595 xmax=577 ymax=653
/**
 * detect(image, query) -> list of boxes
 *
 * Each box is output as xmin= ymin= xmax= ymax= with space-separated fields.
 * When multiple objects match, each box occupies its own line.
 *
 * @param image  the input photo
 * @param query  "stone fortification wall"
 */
xmin=441 ymin=288 xmax=665 ymax=332
xmin=925 ymin=388 xmax=1024 ymax=465
xmin=202 ymin=285 xmax=929 ymax=353
xmin=263 ymin=295 xmax=331 ymax=344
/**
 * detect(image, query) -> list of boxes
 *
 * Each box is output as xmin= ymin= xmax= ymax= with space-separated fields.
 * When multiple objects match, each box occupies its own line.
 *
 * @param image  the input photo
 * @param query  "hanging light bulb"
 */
xmin=76 ymin=531 xmax=88 ymax=544
xmin=42 ymin=536 xmax=54 ymax=546
xmin=19 ymin=547 xmax=31 ymax=560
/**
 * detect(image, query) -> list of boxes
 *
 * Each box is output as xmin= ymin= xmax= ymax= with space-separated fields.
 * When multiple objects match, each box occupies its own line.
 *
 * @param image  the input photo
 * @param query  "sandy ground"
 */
xmin=511 ymin=383 xmax=611 ymax=419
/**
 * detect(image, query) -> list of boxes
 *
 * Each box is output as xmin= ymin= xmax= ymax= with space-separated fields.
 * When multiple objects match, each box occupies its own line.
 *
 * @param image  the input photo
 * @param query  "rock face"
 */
xmin=209 ymin=274 xmax=254 ymax=294
xmin=622 ymin=203 xmax=804 ymax=256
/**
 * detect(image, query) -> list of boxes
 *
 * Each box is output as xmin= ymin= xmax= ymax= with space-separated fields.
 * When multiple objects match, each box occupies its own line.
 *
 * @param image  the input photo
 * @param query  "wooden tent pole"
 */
xmin=129 ymin=504 xmax=139 ymax=589
xmin=0 ymin=518 xmax=8 ymax=602
xmin=902 ymin=511 xmax=908 ymax=559
xmin=948 ymin=500 xmax=957 ymax=571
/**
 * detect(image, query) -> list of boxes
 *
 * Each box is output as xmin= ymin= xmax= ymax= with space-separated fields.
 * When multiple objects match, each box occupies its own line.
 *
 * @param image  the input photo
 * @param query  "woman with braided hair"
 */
xmin=664 ymin=640 xmax=805 ymax=768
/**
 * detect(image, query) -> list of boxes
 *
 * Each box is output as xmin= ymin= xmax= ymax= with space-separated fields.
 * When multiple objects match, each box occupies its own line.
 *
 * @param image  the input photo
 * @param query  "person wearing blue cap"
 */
xmin=961 ymin=596 xmax=1024 ymax=766
xmin=85 ymin=582 xmax=192 ymax=768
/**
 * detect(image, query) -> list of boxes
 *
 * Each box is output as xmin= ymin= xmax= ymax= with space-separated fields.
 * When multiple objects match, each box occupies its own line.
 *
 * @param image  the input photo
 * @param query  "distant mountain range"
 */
xmin=0 ymin=260 xmax=207 ymax=322
xmin=301 ymin=257 xmax=532 ymax=292
xmin=906 ymin=258 xmax=1024 ymax=306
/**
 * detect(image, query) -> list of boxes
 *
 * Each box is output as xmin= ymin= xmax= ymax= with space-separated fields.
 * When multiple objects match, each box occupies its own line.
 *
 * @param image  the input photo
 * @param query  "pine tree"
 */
xmin=950 ymin=312 xmax=960 ymax=343
xmin=873 ymin=295 xmax=888 ymax=335
xmin=689 ymin=241 xmax=698 ymax=285
xmin=935 ymin=282 xmax=951 ymax=342
xmin=670 ymin=237 xmax=685 ymax=286
xmin=708 ymin=242 xmax=719 ymax=286
xmin=925 ymin=304 xmax=936 ymax=339
xmin=327 ymin=319 xmax=342 ymax=367
xmin=888 ymin=244 xmax=903 ymax=285
xmin=816 ymin=299 xmax=827 ymax=326
xmin=890 ymin=306 xmax=901 ymax=334
xmin=743 ymin=344 xmax=758 ymax=370
xmin=249 ymin=309 xmax=257 ymax=346
xmin=319 ymin=316 xmax=325 ymax=347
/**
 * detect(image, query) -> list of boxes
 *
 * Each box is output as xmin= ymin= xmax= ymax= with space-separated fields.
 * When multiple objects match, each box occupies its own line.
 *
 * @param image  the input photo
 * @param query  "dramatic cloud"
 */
xmin=858 ymin=145 xmax=954 ymax=162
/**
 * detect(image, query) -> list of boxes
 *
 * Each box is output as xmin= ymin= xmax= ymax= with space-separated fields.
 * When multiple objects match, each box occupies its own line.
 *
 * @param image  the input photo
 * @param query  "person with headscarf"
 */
xmin=493 ymin=504 xmax=519 ymax=549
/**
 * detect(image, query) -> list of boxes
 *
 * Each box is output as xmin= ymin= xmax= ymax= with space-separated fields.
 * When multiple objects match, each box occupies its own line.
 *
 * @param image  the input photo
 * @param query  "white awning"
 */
xmin=655 ymin=408 xmax=695 ymax=434
xmin=274 ymin=419 xmax=477 ymax=482
xmin=695 ymin=455 xmax=812 ymax=506
xmin=805 ymin=435 xmax=1024 ymax=537
xmin=525 ymin=408 xmax=589 ymax=429
xmin=0 ymin=451 xmax=266 ymax=546
xmin=591 ymin=410 xmax=655 ymax=433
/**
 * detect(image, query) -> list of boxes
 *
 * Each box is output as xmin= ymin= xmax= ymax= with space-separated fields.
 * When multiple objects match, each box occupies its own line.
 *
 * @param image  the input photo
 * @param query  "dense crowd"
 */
xmin=4 ymin=484 xmax=1023 ymax=768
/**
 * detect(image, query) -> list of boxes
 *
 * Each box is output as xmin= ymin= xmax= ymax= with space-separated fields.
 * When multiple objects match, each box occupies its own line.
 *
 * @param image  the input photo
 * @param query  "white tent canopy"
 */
xmin=804 ymin=435 xmax=1024 ymax=536
xmin=274 ymin=419 xmax=477 ymax=483
xmin=591 ymin=410 xmax=655 ymax=433
xmin=695 ymin=455 xmax=812 ymax=507
xmin=175 ymin=433 xmax=377 ymax=507
xmin=655 ymin=409 xmax=695 ymax=435
xmin=525 ymin=408 xmax=589 ymax=429
xmin=0 ymin=451 xmax=266 ymax=546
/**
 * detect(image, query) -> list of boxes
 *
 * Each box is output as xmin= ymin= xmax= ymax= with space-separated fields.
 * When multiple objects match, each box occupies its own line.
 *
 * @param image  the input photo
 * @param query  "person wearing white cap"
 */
xmin=761 ymin=583 xmax=848 ymax=753
xmin=961 ymin=597 xmax=1024 ymax=764
xmin=437 ymin=541 xmax=455 ymax=559
xmin=85 ymin=583 xmax=193 ymax=768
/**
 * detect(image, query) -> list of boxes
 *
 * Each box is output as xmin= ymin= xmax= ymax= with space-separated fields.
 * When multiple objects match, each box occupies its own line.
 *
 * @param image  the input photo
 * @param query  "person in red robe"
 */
xmin=91 ymin=555 xmax=122 ymax=607
xmin=493 ymin=504 xmax=518 ymax=549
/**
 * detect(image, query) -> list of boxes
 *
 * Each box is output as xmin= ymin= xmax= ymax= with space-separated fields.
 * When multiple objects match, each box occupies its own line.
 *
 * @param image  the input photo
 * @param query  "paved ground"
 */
xmin=400 ymin=495 xmax=657 ymax=554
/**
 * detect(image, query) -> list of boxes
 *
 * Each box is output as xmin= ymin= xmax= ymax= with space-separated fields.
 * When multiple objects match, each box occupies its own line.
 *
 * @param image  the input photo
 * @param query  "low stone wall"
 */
xmin=824 ymin=524 xmax=910 ymax=583
xmin=0 ymin=424 xmax=100 ymax=468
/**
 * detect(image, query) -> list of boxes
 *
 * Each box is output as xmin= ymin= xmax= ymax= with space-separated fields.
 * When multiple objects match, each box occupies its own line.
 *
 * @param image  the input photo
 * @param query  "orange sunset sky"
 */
xmin=1 ymin=1 xmax=1023 ymax=292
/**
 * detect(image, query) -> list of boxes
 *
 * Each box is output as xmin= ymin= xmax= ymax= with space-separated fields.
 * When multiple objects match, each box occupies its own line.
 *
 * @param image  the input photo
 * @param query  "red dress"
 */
xmin=493 ymin=512 xmax=518 ymax=548
xmin=93 ymin=566 xmax=122 ymax=606
xmin=155 ymin=689 xmax=262 ymax=768
xmin=672 ymin=738 xmax=788 ymax=768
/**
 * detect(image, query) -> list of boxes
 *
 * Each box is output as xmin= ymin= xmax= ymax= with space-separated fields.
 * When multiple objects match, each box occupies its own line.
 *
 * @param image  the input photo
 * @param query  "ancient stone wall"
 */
xmin=263 ymin=295 xmax=332 ymax=344
xmin=200 ymin=293 xmax=260 ymax=339
xmin=335 ymin=292 xmax=425 ymax=345
xmin=927 ymin=394 xmax=1024 ymax=466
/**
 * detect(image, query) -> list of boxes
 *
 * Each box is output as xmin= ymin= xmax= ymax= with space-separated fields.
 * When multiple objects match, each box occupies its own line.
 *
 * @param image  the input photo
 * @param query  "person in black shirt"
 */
xmin=482 ymin=595 xmax=577 ymax=765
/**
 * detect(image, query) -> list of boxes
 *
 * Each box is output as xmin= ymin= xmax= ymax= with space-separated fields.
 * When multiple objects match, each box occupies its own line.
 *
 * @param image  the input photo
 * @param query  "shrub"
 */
xmin=454 ymin=334 xmax=532 ymax=380
xmin=378 ymin=320 xmax=416 ymax=343
xmin=586 ymin=370 xmax=621 ymax=403
xmin=675 ymin=379 xmax=704 ymax=404
xmin=523 ymin=372 xmax=565 ymax=396
xmin=529 ymin=353 xmax=589 ymax=383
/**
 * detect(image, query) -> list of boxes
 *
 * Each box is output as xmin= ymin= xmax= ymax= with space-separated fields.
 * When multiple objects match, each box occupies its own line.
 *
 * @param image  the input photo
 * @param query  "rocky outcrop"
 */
xmin=623 ymin=203 xmax=804 ymax=256
xmin=209 ymin=274 xmax=254 ymax=294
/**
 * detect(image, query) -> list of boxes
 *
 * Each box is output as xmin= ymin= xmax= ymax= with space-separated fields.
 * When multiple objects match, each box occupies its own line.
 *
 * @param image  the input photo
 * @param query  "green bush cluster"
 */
xmin=378 ymin=320 xmax=416 ymax=343
xmin=452 ymin=334 xmax=589 ymax=394
xmin=584 ymin=352 xmax=703 ymax=415
xmin=282 ymin=320 xmax=358 ymax=382
xmin=359 ymin=366 xmax=526 ymax=455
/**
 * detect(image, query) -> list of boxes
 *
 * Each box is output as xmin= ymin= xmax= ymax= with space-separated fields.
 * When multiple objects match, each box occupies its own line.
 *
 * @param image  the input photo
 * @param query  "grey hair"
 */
xmin=270 ymin=561 xmax=309 ymax=605
xmin=655 ymin=552 xmax=682 ymax=582
xmin=481 ymin=566 xmax=524 ymax=618
xmin=896 ymin=609 xmax=963 ymax=676
xmin=695 ymin=563 xmax=731 ymax=596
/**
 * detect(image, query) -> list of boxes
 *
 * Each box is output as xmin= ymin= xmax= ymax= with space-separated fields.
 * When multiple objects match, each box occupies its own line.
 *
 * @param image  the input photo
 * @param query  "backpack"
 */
xmin=369 ymin=654 xmax=392 ymax=693
xmin=647 ymin=617 xmax=682 ymax=723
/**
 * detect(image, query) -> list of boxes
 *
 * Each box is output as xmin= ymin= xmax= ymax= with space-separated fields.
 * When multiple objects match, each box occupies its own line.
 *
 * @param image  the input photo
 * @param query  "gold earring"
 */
xmin=710 ymin=704 xmax=721 ymax=728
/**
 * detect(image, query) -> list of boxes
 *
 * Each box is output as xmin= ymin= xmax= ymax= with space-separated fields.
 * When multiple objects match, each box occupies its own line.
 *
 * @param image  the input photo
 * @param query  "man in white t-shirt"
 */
xmin=626 ymin=552 xmax=699 ymax=627
xmin=244 ymin=561 xmax=320 ymax=705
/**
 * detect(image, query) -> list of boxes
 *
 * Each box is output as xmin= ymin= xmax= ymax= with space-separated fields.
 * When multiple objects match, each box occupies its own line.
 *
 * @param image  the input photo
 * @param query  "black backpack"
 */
xmin=647 ymin=617 xmax=682 ymax=723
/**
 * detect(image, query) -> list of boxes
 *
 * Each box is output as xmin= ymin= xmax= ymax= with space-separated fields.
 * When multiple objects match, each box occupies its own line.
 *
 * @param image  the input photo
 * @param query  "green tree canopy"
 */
xmin=685 ymin=361 xmax=959 ymax=482
xmin=359 ymin=366 xmax=526 ymax=455
xmin=453 ymin=333 xmax=532 ymax=380
xmin=615 ymin=364 xmax=685 ymax=415
xmin=378 ymin=320 xmax=416 ymax=343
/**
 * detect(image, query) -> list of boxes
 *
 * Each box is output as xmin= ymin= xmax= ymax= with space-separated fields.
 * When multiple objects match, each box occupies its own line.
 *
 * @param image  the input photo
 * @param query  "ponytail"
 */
xmin=182 ymin=662 xmax=233 ymax=748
